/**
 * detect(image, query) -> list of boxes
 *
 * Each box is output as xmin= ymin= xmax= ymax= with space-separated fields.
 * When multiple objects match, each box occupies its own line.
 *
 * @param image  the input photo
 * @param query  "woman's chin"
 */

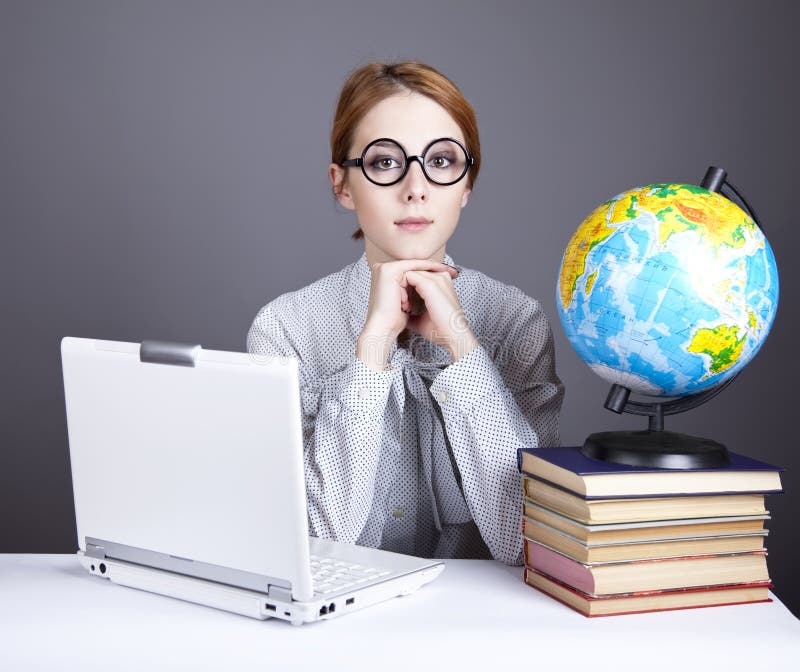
xmin=390 ymin=244 xmax=443 ymax=262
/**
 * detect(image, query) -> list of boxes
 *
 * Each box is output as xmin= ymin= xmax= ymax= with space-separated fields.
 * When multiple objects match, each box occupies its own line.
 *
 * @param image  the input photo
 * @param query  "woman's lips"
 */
xmin=395 ymin=217 xmax=431 ymax=231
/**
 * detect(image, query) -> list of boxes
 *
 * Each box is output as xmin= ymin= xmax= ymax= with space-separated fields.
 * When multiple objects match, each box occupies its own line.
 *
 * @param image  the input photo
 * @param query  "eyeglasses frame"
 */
xmin=340 ymin=137 xmax=475 ymax=187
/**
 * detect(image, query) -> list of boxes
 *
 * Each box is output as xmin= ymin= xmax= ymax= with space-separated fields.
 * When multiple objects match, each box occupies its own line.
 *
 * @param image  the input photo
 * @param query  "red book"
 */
xmin=524 ymin=568 xmax=772 ymax=617
xmin=524 ymin=538 xmax=769 ymax=595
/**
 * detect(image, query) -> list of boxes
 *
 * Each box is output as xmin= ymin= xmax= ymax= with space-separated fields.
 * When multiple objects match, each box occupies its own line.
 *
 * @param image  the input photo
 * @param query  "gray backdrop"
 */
xmin=2 ymin=0 xmax=798 ymax=616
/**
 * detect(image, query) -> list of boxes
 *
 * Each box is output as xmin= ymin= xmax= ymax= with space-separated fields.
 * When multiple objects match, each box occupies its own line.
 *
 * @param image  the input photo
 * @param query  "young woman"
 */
xmin=247 ymin=62 xmax=563 ymax=565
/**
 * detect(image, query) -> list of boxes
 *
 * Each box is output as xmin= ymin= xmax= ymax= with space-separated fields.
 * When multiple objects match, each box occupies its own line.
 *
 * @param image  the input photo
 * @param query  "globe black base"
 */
xmin=582 ymin=430 xmax=730 ymax=469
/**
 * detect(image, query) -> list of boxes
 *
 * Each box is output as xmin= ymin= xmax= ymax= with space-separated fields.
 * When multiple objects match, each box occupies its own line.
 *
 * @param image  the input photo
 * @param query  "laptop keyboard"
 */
xmin=310 ymin=555 xmax=391 ymax=595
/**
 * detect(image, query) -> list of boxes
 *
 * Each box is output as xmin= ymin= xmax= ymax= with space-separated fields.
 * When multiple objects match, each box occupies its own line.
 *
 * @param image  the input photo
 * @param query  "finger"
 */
xmin=377 ymin=259 xmax=459 ymax=278
xmin=418 ymin=269 xmax=454 ymax=280
xmin=400 ymin=286 xmax=409 ymax=311
xmin=404 ymin=270 xmax=419 ymax=285
xmin=404 ymin=271 xmax=429 ymax=297
xmin=406 ymin=270 xmax=449 ymax=287
xmin=435 ymin=270 xmax=455 ymax=283
xmin=408 ymin=268 xmax=456 ymax=282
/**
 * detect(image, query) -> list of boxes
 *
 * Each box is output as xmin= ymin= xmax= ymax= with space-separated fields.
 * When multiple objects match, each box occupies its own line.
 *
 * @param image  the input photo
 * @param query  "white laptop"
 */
xmin=61 ymin=336 xmax=444 ymax=625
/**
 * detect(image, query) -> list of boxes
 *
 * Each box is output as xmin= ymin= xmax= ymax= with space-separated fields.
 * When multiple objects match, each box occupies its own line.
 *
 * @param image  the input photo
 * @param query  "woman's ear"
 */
xmin=329 ymin=163 xmax=355 ymax=211
xmin=460 ymin=186 xmax=472 ymax=209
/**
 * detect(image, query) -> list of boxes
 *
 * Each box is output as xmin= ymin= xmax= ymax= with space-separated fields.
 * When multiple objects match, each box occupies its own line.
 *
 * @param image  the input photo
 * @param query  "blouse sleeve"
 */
xmin=428 ymin=292 xmax=564 ymax=565
xmin=247 ymin=301 xmax=395 ymax=544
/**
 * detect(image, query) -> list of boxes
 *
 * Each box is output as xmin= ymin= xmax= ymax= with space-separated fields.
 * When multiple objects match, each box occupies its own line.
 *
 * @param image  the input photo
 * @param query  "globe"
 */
xmin=557 ymin=183 xmax=779 ymax=399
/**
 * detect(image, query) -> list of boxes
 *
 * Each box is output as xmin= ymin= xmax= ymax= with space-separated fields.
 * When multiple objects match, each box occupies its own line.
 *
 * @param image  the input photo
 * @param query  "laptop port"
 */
xmin=346 ymin=597 xmax=355 ymax=606
xmin=319 ymin=605 xmax=328 ymax=616
xmin=329 ymin=603 xmax=336 ymax=613
xmin=265 ymin=603 xmax=276 ymax=612
xmin=99 ymin=563 xmax=107 ymax=574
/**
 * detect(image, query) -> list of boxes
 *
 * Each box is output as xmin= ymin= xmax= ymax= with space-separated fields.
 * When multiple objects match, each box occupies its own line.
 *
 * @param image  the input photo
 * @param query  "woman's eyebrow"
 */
xmin=367 ymin=137 xmax=462 ymax=150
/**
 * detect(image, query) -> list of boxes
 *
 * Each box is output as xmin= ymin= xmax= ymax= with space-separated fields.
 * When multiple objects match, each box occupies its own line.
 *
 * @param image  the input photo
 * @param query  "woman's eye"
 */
xmin=371 ymin=157 xmax=401 ymax=170
xmin=428 ymin=155 xmax=453 ymax=169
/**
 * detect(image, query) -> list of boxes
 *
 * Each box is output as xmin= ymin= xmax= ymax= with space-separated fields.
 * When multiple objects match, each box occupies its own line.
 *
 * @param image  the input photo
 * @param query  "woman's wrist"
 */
xmin=447 ymin=331 xmax=480 ymax=362
xmin=356 ymin=330 xmax=396 ymax=371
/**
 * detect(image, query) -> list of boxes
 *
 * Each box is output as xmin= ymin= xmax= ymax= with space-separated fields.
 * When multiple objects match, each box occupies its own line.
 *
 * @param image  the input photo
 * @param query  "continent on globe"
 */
xmin=557 ymin=183 xmax=779 ymax=398
xmin=686 ymin=323 xmax=746 ymax=377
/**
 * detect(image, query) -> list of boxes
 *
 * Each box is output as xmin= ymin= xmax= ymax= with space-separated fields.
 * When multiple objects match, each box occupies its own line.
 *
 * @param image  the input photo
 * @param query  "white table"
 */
xmin=1 ymin=555 xmax=798 ymax=671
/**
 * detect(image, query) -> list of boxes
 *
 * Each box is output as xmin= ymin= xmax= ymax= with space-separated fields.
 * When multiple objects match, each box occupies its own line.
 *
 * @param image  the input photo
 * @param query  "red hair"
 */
xmin=330 ymin=62 xmax=481 ymax=240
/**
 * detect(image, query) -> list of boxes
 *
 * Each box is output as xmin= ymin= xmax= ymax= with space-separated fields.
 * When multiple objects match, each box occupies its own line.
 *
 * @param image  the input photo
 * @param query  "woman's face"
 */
xmin=329 ymin=91 xmax=471 ymax=265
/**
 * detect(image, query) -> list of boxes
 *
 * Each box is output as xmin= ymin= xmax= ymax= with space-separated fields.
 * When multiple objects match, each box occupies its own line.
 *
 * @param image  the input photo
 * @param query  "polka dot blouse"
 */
xmin=247 ymin=251 xmax=564 ymax=565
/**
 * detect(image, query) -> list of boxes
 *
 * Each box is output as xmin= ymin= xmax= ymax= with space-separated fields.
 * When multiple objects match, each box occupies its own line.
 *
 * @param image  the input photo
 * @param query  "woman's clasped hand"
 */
xmin=357 ymin=259 xmax=478 ymax=370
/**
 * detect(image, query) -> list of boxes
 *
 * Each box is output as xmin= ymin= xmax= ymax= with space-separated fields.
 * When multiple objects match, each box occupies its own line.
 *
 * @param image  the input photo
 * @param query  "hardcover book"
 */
xmin=522 ymin=500 xmax=769 ymax=543
xmin=523 ymin=477 xmax=768 ymax=524
xmin=522 ymin=516 xmax=766 ymax=563
xmin=518 ymin=446 xmax=783 ymax=499
xmin=523 ymin=539 xmax=769 ymax=595
xmin=524 ymin=568 xmax=772 ymax=617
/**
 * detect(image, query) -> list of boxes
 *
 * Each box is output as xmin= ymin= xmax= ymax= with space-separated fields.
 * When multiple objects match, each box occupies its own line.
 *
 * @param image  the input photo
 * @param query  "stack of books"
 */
xmin=517 ymin=446 xmax=784 ymax=617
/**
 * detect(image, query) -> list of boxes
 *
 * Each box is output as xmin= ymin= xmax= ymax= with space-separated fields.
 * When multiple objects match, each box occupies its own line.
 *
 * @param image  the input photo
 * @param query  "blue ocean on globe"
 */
xmin=557 ymin=184 xmax=779 ymax=398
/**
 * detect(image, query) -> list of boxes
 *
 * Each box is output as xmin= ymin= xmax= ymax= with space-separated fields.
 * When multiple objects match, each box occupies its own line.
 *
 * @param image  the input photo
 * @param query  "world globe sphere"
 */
xmin=556 ymin=183 xmax=779 ymax=398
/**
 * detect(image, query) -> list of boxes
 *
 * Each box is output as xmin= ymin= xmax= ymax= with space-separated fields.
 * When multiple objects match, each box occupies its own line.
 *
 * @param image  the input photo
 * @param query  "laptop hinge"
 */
xmin=86 ymin=537 xmax=292 ymax=596
xmin=85 ymin=542 xmax=106 ymax=560
xmin=268 ymin=584 xmax=292 ymax=602
xmin=139 ymin=340 xmax=201 ymax=367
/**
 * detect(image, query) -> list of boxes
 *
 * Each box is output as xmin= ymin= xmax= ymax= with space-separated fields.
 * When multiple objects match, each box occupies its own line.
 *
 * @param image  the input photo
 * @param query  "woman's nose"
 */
xmin=402 ymin=160 xmax=428 ymax=202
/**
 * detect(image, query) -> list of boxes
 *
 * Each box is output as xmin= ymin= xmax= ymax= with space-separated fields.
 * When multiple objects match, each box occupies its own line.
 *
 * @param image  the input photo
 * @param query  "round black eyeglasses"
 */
xmin=341 ymin=137 xmax=474 ymax=187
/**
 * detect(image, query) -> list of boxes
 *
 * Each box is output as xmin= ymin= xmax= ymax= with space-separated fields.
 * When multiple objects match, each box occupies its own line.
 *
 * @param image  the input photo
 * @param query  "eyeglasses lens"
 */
xmin=363 ymin=139 xmax=468 ymax=185
xmin=363 ymin=141 xmax=407 ymax=185
xmin=425 ymin=140 xmax=468 ymax=184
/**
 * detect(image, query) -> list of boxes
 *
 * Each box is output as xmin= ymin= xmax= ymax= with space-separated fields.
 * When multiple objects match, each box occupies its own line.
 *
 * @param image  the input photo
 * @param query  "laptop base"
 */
xmin=77 ymin=551 xmax=443 ymax=625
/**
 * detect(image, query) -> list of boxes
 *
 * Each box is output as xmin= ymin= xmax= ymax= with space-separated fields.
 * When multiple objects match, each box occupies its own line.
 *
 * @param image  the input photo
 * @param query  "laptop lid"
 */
xmin=61 ymin=337 xmax=314 ymax=601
